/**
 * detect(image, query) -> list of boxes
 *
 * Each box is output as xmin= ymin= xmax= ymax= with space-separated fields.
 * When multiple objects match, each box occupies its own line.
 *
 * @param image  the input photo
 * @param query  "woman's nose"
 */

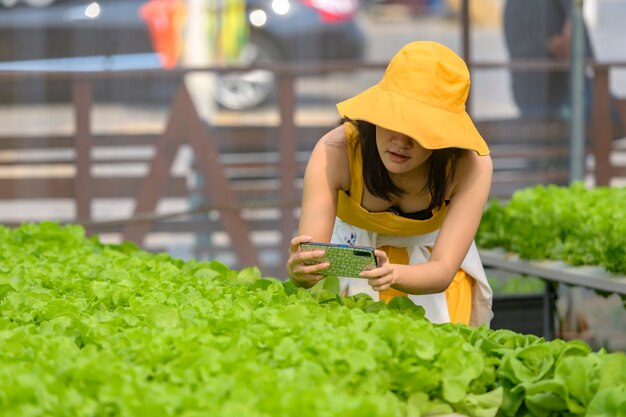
xmin=391 ymin=134 xmax=412 ymax=147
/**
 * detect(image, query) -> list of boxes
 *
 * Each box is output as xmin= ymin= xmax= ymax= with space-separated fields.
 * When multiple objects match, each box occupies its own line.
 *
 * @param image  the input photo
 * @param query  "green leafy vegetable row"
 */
xmin=0 ymin=223 xmax=624 ymax=417
xmin=477 ymin=183 xmax=626 ymax=274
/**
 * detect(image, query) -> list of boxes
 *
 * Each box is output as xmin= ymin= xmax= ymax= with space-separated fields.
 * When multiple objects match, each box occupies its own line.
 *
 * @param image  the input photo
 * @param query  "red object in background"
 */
xmin=140 ymin=0 xmax=186 ymax=68
xmin=300 ymin=0 xmax=357 ymax=23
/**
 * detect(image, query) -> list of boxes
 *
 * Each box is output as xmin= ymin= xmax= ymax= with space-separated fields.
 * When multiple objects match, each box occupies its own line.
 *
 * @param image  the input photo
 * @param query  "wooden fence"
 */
xmin=0 ymin=62 xmax=625 ymax=277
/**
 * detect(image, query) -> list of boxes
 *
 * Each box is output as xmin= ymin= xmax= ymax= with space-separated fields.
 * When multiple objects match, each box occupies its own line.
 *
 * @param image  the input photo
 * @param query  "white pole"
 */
xmin=184 ymin=0 xmax=216 ymax=123
xmin=570 ymin=0 xmax=586 ymax=182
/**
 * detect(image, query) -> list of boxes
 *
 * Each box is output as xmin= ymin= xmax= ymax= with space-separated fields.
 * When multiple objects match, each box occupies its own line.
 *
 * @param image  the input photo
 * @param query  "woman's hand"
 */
xmin=359 ymin=249 xmax=397 ymax=292
xmin=286 ymin=235 xmax=329 ymax=288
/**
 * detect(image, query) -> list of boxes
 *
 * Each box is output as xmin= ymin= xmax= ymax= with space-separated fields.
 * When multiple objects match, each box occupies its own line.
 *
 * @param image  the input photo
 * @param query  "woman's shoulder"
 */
xmin=461 ymin=149 xmax=493 ymax=173
xmin=314 ymin=124 xmax=353 ymax=160
xmin=320 ymin=124 xmax=350 ymax=148
xmin=448 ymin=150 xmax=493 ymax=197
xmin=309 ymin=124 xmax=352 ymax=191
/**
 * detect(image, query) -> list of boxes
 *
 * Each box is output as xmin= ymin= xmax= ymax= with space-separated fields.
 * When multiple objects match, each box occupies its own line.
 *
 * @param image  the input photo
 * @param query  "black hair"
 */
xmin=340 ymin=118 xmax=463 ymax=211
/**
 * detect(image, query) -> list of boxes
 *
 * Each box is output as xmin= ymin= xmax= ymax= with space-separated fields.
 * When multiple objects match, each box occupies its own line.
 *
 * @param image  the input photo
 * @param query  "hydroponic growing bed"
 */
xmin=0 ymin=222 xmax=624 ymax=417
xmin=476 ymin=183 xmax=626 ymax=349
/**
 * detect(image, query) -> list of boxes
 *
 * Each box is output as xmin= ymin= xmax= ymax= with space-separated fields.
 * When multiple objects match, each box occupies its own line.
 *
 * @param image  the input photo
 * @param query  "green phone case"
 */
xmin=300 ymin=242 xmax=377 ymax=278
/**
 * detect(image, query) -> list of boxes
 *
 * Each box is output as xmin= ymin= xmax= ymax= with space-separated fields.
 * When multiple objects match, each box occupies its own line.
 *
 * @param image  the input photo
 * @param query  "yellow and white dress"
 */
xmin=331 ymin=128 xmax=493 ymax=327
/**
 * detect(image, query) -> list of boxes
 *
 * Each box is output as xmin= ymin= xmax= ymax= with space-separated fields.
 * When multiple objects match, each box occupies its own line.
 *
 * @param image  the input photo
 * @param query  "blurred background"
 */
xmin=0 ymin=0 xmax=625 ymax=348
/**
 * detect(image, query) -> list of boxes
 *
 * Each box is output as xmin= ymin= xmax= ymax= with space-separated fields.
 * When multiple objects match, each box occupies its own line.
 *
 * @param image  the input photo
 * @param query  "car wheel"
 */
xmin=215 ymin=34 xmax=281 ymax=111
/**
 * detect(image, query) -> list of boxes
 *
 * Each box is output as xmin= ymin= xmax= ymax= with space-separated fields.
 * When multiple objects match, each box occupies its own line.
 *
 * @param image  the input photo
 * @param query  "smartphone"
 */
xmin=300 ymin=242 xmax=377 ymax=278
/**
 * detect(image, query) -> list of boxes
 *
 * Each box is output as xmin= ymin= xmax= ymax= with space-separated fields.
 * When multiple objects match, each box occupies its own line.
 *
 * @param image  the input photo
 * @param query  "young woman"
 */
xmin=286 ymin=41 xmax=494 ymax=327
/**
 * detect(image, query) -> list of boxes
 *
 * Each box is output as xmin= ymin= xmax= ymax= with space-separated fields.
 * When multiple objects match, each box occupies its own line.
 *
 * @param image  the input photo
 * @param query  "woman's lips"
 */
xmin=388 ymin=151 xmax=409 ymax=163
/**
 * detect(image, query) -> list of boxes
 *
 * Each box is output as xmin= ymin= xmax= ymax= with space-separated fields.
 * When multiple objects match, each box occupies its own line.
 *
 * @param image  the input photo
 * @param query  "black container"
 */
xmin=491 ymin=294 xmax=546 ymax=337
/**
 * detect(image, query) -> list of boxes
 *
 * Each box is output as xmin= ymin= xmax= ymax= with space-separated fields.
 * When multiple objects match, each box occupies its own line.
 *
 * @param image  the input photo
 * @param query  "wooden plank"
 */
xmin=184 ymin=88 xmax=259 ymax=267
xmin=109 ymin=84 xmax=258 ymax=266
xmin=73 ymin=80 xmax=93 ymax=223
xmin=492 ymin=170 xmax=569 ymax=184
xmin=0 ymin=160 xmax=86 ymax=166
xmin=0 ymin=169 xmax=568 ymax=200
xmin=0 ymin=177 xmax=300 ymax=200
xmin=0 ymin=177 xmax=188 ymax=199
xmin=89 ymin=218 xmax=288 ymax=234
xmin=1 ymin=153 xmax=572 ymax=172
xmin=0 ymin=119 xmax=561 ymax=148
xmin=612 ymin=166 xmax=626 ymax=177
xmin=475 ymin=118 xmax=568 ymax=142
xmin=121 ymin=86 xmax=196 ymax=244
xmin=278 ymin=74 xmax=298 ymax=267
xmin=489 ymin=146 xmax=568 ymax=158
xmin=592 ymin=66 xmax=613 ymax=185
xmin=0 ymin=136 xmax=73 ymax=149
xmin=2 ymin=219 xmax=284 ymax=233
xmin=0 ymin=118 xmax=570 ymax=149
xmin=0 ymin=127 xmax=323 ymax=151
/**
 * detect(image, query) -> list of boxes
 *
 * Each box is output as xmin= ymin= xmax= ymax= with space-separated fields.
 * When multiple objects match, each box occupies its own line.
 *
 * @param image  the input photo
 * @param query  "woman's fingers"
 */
xmin=365 ymin=272 xmax=392 ymax=291
xmin=367 ymin=276 xmax=391 ymax=288
xmin=359 ymin=265 xmax=390 ymax=279
xmin=286 ymin=235 xmax=330 ymax=285
xmin=360 ymin=260 xmax=394 ymax=292
xmin=298 ymin=249 xmax=326 ymax=261
xmin=294 ymin=262 xmax=330 ymax=275
xmin=373 ymin=249 xmax=389 ymax=266
xmin=289 ymin=235 xmax=313 ymax=254
xmin=287 ymin=247 xmax=325 ymax=272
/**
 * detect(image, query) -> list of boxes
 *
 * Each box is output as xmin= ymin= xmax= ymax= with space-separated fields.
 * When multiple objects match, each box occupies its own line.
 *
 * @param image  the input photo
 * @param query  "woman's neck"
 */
xmin=388 ymin=163 xmax=430 ymax=195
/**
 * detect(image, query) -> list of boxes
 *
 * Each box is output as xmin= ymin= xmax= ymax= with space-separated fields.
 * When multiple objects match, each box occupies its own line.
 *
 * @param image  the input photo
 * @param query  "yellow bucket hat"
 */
xmin=336 ymin=41 xmax=489 ymax=156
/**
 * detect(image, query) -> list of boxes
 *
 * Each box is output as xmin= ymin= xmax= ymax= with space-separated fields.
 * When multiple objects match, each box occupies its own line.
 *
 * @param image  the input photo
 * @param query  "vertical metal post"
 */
xmin=543 ymin=281 xmax=558 ymax=340
xmin=567 ymin=1 xmax=587 ymax=342
xmin=190 ymin=156 xmax=213 ymax=260
xmin=461 ymin=0 xmax=472 ymax=114
xmin=569 ymin=0 xmax=586 ymax=182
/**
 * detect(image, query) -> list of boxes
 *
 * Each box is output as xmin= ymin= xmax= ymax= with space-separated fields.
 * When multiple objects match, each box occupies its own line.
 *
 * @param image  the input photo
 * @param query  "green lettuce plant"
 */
xmin=477 ymin=183 xmax=626 ymax=274
xmin=0 ymin=222 xmax=624 ymax=417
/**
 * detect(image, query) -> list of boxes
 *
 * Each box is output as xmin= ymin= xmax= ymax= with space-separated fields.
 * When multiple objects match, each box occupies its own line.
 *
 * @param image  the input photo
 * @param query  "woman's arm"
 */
xmin=361 ymin=151 xmax=493 ymax=294
xmin=298 ymin=126 xmax=349 ymax=241
xmin=286 ymin=125 xmax=350 ymax=287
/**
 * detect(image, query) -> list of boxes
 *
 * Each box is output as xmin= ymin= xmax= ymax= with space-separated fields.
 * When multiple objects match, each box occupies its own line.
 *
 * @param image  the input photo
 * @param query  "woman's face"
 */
xmin=375 ymin=126 xmax=432 ymax=176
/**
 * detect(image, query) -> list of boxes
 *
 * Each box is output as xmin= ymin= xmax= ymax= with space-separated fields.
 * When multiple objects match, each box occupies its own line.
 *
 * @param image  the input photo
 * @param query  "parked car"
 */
xmin=0 ymin=0 xmax=366 ymax=109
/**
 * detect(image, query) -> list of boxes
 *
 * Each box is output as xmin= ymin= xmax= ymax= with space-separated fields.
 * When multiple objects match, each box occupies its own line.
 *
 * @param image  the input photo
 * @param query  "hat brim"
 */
xmin=336 ymin=84 xmax=489 ymax=156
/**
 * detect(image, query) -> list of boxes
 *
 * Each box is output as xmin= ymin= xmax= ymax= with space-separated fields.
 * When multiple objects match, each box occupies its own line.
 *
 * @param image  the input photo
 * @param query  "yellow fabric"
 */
xmin=336 ymin=41 xmax=489 ymax=156
xmin=337 ymin=191 xmax=447 ymax=236
xmin=336 ymin=125 xmax=447 ymax=236
xmin=339 ymin=124 xmax=473 ymax=323
xmin=445 ymin=270 xmax=474 ymax=325
xmin=378 ymin=245 xmax=473 ymax=324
